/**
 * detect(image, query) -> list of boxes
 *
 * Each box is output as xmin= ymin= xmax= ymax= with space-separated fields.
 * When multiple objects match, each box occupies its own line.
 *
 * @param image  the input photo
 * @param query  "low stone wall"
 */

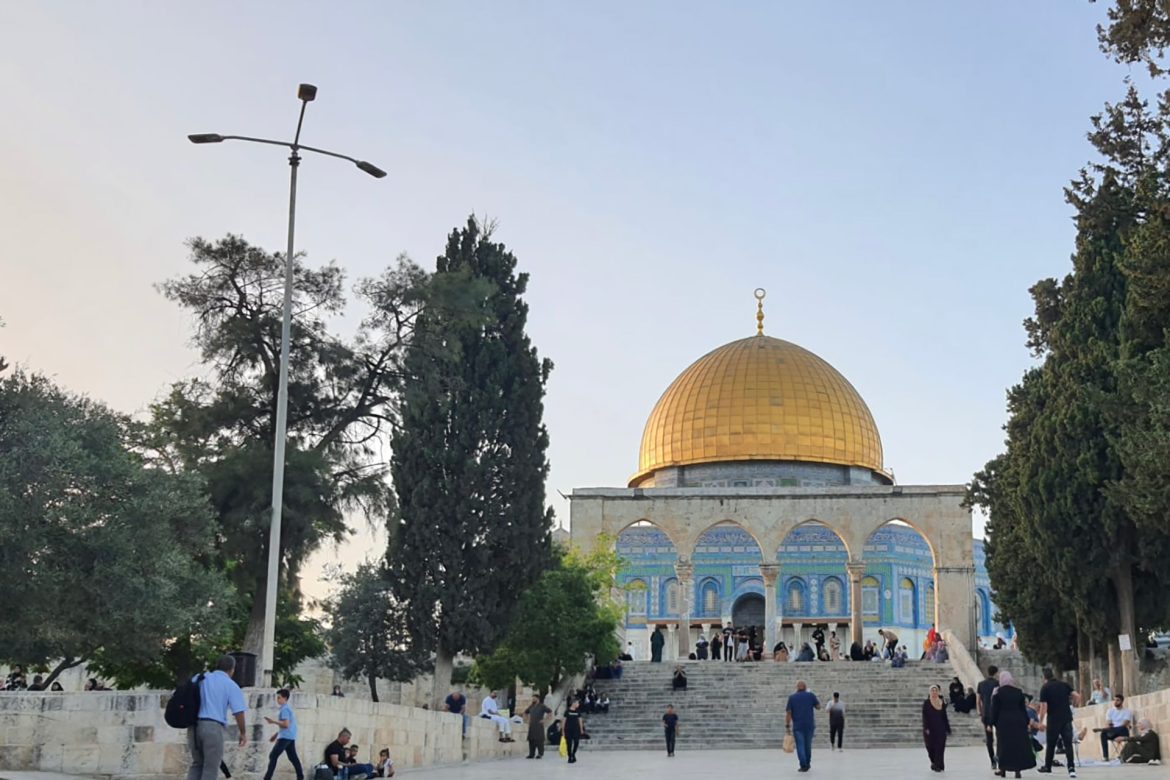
xmin=1073 ymin=688 xmax=1170 ymax=763
xmin=0 ymin=690 xmax=518 ymax=779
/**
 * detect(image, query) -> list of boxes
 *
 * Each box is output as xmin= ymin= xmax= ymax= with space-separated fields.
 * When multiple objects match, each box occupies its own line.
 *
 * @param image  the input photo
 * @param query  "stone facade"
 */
xmin=570 ymin=484 xmax=979 ymax=657
xmin=0 ymin=690 xmax=517 ymax=779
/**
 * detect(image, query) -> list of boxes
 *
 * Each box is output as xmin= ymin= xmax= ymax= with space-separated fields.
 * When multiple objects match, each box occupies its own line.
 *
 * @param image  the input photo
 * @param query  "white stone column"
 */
xmin=675 ymin=561 xmax=694 ymax=658
xmin=666 ymin=624 xmax=678 ymax=661
xmin=847 ymin=561 xmax=866 ymax=647
xmin=759 ymin=563 xmax=780 ymax=653
xmin=793 ymin=621 xmax=803 ymax=649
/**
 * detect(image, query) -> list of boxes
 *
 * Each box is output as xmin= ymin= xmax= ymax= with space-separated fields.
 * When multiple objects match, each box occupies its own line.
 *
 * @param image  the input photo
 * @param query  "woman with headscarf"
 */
xmin=796 ymin=643 xmax=815 ymax=662
xmin=773 ymin=641 xmax=790 ymax=663
xmin=849 ymin=641 xmax=865 ymax=661
xmin=948 ymin=677 xmax=965 ymax=709
xmin=990 ymin=671 xmax=1035 ymax=778
xmin=923 ymin=684 xmax=951 ymax=771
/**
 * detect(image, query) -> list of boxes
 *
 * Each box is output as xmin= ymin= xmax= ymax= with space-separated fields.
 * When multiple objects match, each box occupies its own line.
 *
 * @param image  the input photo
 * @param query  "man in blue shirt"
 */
xmin=188 ymin=655 xmax=248 ymax=780
xmin=785 ymin=679 xmax=821 ymax=772
xmin=263 ymin=688 xmax=303 ymax=780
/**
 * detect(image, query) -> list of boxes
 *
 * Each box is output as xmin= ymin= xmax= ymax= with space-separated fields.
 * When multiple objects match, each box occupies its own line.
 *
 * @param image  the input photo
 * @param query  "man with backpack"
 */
xmin=186 ymin=655 xmax=248 ymax=780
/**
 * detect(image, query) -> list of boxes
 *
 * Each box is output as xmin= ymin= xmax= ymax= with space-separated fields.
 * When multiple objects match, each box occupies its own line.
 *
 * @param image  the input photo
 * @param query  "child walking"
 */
xmin=663 ymin=704 xmax=680 ymax=757
xmin=262 ymin=689 xmax=304 ymax=780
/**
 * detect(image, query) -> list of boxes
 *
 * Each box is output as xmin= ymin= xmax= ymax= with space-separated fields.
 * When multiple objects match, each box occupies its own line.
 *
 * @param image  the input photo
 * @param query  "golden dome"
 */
xmin=631 ymin=334 xmax=885 ymax=486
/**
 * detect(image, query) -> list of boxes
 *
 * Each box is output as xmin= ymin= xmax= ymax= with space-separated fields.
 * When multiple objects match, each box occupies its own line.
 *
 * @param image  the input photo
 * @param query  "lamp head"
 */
xmin=356 ymin=160 xmax=387 ymax=178
xmin=298 ymin=83 xmax=318 ymax=102
xmin=188 ymin=133 xmax=224 ymax=144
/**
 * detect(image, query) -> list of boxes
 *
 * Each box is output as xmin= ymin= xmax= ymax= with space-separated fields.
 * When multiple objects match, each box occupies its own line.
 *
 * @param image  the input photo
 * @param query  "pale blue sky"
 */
xmin=0 ymin=3 xmax=1129 ymax=588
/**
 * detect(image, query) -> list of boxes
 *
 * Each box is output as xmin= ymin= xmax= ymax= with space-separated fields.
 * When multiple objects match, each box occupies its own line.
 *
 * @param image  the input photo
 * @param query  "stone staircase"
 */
xmin=581 ymin=660 xmax=988 ymax=750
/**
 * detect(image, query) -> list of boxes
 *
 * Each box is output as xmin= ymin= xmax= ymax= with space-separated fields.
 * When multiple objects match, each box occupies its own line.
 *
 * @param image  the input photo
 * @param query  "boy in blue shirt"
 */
xmin=263 ymin=689 xmax=303 ymax=780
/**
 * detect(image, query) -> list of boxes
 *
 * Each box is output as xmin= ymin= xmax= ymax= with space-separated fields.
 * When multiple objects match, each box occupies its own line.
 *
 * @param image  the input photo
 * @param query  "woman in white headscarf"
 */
xmin=990 ymin=671 xmax=1035 ymax=777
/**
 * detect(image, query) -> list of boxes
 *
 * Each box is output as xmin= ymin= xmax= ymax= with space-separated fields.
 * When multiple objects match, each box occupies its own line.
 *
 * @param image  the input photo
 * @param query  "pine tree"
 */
xmin=389 ymin=217 xmax=554 ymax=704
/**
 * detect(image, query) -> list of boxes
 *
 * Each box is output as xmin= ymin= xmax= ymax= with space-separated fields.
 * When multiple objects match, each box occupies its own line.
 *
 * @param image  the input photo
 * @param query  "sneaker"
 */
xmin=1068 ymin=771 xmax=1076 ymax=778
xmin=1037 ymin=768 xmax=1052 ymax=774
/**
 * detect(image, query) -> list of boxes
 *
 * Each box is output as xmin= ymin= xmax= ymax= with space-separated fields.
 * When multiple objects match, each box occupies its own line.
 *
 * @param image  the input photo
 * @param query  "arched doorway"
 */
xmin=732 ymin=593 xmax=765 ymax=627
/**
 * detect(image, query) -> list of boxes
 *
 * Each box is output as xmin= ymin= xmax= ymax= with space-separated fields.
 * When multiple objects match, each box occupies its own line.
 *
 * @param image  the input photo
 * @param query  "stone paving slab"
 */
xmin=402 ymin=746 xmax=1164 ymax=779
xmin=0 ymin=774 xmax=99 ymax=780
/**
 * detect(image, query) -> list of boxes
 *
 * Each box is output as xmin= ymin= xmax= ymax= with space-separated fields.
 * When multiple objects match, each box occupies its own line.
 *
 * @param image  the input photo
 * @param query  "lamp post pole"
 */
xmin=189 ymin=84 xmax=386 ymax=686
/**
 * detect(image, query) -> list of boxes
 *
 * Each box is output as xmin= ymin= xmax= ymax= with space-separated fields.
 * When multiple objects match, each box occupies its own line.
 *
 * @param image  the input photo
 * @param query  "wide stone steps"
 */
xmin=581 ymin=660 xmax=986 ymax=750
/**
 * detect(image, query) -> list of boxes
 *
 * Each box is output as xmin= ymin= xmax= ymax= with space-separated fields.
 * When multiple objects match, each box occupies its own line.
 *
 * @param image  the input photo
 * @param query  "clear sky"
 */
xmin=0 ymin=2 xmax=1131 ymax=600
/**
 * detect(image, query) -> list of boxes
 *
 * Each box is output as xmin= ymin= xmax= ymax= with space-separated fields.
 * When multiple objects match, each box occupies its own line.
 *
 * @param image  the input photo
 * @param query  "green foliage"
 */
xmin=472 ymin=544 xmax=623 ymax=695
xmin=151 ymin=235 xmax=447 ymax=656
xmin=0 ymin=372 xmax=232 ymax=686
xmin=388 ymin=217 xmax=554 ymax=673
xmin=972 ymin=74 xmax=1170 ymax=669
xmin=324 ymin=563 xmax=429 ymax=701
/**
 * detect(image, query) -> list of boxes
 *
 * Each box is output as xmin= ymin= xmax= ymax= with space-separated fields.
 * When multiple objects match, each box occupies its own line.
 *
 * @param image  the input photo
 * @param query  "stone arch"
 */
xmin=773 ymin=518 xmax=854 ymax=562
xmin=852 ymin=516 xmax=938 ymax=569
xmin=611 ymin=517 xmax=686 ymax=558
xmin=860 ymin=520 xmax=936 ymax=631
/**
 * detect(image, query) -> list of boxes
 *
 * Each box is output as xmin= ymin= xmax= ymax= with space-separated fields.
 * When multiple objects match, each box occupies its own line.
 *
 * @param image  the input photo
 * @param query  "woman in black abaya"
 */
xmin=990 ymin=671 xmax=1036 ymax=778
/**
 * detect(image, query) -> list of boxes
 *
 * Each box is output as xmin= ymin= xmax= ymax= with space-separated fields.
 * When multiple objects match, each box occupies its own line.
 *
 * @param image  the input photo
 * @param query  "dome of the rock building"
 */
xmin=630 ymin=333 xmax=887 ymax=487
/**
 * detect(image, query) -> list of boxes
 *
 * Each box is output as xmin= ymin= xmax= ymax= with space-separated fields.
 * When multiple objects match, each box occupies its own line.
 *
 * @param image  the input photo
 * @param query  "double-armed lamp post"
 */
xmin=189 ymin=84 xmax=385 ymax=686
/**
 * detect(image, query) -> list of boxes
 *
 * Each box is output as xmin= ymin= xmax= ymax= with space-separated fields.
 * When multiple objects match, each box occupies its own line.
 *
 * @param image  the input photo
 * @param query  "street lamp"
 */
xmin=189 ymin=83 xmax=385 ymax=687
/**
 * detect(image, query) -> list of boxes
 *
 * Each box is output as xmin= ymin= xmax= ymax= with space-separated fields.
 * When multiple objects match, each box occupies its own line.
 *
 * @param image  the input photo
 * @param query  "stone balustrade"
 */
xmin=0 ymin=689 xmax=517 ymax=779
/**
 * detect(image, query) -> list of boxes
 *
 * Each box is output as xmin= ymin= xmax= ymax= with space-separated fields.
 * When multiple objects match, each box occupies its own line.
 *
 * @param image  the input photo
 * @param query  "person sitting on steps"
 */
xmin=671 ymin=665 xmax=688 ymax=690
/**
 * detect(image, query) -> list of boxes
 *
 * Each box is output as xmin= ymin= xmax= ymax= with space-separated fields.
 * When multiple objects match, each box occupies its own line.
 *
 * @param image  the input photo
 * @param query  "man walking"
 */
xmin=1037 ymin=666 xmax=1080 ymax=777
xmin=187 ymin=655 xmax=247 ymax=780
xmin=663 ymin=704 xmax=679 ymax=757
xmin=827 ymin=692 xmax=845 ymax=751
xmin=262 ymin=689 xmax=303 ymax=780
xmin=976 ymin=664 xmax=1000 ymax=771
xmin=523 ymin=695 xmax=551 ymax=759
xmin=785 ymin=680 xmax=821 ymax=772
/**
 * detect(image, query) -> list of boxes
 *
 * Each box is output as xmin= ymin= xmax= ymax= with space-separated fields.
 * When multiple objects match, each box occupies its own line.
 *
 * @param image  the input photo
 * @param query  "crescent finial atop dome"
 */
xmin=754 ymin=288 xmax=766 ymax=335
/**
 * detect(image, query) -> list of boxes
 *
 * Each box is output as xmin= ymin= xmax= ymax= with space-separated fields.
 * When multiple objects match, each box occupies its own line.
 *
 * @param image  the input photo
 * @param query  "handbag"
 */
xmin=559 ymin=737 xmax=569 ymax=759
xmin=782 ymin=733 xmax=795 ymax=753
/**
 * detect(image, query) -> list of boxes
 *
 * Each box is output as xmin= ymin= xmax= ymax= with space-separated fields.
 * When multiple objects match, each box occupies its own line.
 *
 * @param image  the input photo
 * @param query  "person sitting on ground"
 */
xmin=795 ymin=642 xmax=815 ymax=662
xmin=374 ymin=747 xmax=394 ymax=777
xmin=1088 ymin=678 xmax=1111 ymax=706
xmin=480 ymin=690 xmax=514 ymax=742
xmin=935 ymin=640 xmax=950 ymax=663
xmin=611 ymin=659 xmax=623 ymax=679
xmin=546 ymin=718 xmax=562 ymax=747
xmin=1119 ymin=719 xmax=1161 ymax=764
xmin=817 ymin=646 xmax=831 ymax=662
xmin=891 ymin=646 xmax=907 ymax=668
xmin=849 ymin=641 xmax=865 ymax=661
xmin=1099 ymin=693 xmax=1133 ymax=758
xmin=672 ymin=665 xmax=688 ymax=690
xmin=948 ymin=677 xmax=965 ymax=709
xmin=696 ymin=632 xmax=709 ymax=660
xmin=343 ymin=744 xmax=376 ymax=779
xmin=774 ymin=641 xmax=790 ymax=663
xmin=598 ymin=694 xmax=610 ymax=714
xmin=323 ymin=729 xmax=358 ymax=778
xmin=955 ymin=686 xmax=977 ymax=714
xmin=620 ymin=642 xmax=634 ymax=662
xmin=863 ymin=640 xmax=877 ymax=661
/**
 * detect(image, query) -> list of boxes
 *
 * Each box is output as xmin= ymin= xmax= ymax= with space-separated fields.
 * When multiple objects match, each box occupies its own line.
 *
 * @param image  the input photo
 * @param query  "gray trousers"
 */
xmin=187 ymin=719 xmax=225 ymax=780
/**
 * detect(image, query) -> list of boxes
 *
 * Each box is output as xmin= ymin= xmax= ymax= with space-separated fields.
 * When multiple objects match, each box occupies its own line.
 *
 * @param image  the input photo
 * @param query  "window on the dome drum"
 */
xmin=861 ymin=576 xmax=880 ymax=616
xmin=702 ymin=582 xmax=719 ymax=614
xmin=628 ymin=580 xmax=647 ymax=615
xmin=666 ymin=581 xmax=680 ymax=615
xmin=899 ymin=578 xmax=917 ymax=624
xmin=787 ymin=580 xmax=806 ymax=614
xmin=822 ymin=578 xmax=842 ymax=613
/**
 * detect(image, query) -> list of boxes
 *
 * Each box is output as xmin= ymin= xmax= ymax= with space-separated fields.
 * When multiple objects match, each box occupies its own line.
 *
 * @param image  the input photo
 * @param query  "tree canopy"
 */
xmin=473 ymin=544 xmax=623 ymax=695
xmin=388 ymin=217 xmax=554 ymax=704
xmin=324 ymin=563 xmax=429 ymax=701
xmin=0 ymin=372 xmax=231 ymax=686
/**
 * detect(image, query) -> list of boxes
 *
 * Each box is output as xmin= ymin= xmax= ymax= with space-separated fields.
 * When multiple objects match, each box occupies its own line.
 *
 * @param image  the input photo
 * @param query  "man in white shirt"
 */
xmin=480 ymin=691 xmax=513 ymax=742
xmin=1100 ymin=694 xmax=1133 ymax=758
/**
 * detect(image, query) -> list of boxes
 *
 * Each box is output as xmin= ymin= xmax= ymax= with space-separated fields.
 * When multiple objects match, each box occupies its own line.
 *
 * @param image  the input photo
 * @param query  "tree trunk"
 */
xmin=1077 ymin=627 xmax=1092 ymax=701
xmin=243 ymin=579 xmax=267 ymax=659
xmin=1107 ymin=636 xmax=1121 ymax=699
xmin=41 ymin=657 xmax=81 ymax=690
xmin=432 ymin=647 xmax=454 ymax=710
xmin=368 ymin=674 xmax=379 ymax=703
xmin=1111 ymin=564 xmax=1139 ymax=697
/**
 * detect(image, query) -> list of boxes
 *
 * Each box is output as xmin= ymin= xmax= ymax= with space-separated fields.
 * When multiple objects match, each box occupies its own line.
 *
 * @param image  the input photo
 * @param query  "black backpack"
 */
xmin=165 ymin=672 xmax=204 ymax=729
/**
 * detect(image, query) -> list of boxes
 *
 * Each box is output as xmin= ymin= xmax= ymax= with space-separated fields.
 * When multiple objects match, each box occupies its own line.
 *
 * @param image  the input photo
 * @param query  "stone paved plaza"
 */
xmin=405 ymin=747 xmax=1160 ymax=780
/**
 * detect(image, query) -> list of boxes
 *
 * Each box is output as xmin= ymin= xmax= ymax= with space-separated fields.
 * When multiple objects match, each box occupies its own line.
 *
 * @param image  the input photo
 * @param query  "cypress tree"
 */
xmin=388 ymin=217 xmax=554 ymax=704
